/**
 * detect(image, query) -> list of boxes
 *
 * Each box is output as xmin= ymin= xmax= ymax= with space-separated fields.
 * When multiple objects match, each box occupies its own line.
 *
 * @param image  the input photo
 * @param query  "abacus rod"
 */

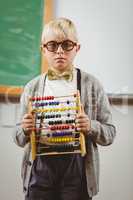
xmin=76 ymin=90 xmax=86 ymax=156
xmin=28 ymin=100 xmax=36 ymax=160
xmin=30 ymin=93 xmax=77 ymax=101
xmin=34 ymin=131 xmax=80 ymax=136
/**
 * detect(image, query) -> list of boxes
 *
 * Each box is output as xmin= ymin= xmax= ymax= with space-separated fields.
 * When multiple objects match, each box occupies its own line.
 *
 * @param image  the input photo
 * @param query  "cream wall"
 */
xmin=54 ymin=0 xmax=133 ymax=94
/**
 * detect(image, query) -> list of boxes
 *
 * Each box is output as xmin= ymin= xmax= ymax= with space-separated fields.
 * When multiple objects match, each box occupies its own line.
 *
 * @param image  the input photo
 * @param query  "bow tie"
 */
xmin=47 ymin=68 xmax=73 ymax=81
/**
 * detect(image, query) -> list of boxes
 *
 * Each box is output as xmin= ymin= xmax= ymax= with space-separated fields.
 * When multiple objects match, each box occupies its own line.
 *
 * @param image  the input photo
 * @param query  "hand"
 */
xmin=21 ymin=113 xmax=34 ymax=135
xmin=75 ymin=106 xmax=91 ymax=135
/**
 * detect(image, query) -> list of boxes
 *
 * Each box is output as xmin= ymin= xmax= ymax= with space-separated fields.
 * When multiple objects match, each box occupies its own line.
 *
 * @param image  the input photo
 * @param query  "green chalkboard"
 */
xmin=0 ymin=0 xmax=44 ymax=87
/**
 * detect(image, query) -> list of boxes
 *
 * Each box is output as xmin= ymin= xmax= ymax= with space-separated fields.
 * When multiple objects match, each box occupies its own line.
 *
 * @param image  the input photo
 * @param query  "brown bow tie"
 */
xmin=47 ymin=68 xmax=73 ymax=81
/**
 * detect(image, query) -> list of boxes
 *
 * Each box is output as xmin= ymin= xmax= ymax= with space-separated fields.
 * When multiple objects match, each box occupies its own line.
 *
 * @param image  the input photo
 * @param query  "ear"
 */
xmin=40 ymin=44 xmax=46 ymax=54
xmin=76 ymin=44 xmax=80 ymax=52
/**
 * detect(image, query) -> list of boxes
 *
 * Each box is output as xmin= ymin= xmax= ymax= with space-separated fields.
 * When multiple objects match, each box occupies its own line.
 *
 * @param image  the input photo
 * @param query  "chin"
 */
xmin=55 ymin=65 xmax=67 ymax=72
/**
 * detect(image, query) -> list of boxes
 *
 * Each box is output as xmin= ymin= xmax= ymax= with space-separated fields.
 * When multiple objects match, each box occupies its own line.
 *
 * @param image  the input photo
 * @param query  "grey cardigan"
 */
xmin=13 ymin=69 xmax=116 ymax=197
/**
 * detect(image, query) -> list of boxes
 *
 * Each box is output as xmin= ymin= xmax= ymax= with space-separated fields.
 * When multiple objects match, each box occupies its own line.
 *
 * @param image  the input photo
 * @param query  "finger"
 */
xmin=76 ymin=116 xmax=89 ymax=123
xmin=76 ymin=113 xmax=87 ymax=119
xmin=77 ymin=127 xmax=89 ymax=134
xmin=22 ymin=119 xmax=34 ymax=124
xmin=23 ymin=114 xmax=33 ymax=120
xmin=76 ymin=122 xmax=89 ymax=128
xmin=80 ymin=104 xmax=85 ymax=114
xmin=22 ymin=123 xmax=34 ymax=129
xmin=21 ymin=119 xmax=34 ymax=130
xmin=76 ymin=116 xmax=89 ymax=124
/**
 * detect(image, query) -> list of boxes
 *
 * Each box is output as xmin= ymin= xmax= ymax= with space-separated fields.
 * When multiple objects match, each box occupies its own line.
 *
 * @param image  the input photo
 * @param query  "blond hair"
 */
xmin=41 ymin=18 xmax=78 ymax=43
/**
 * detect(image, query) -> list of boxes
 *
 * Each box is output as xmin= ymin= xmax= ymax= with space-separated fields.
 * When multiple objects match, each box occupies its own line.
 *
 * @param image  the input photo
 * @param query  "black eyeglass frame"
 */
xmin=41 ymin=40 xmax=77 ymax=52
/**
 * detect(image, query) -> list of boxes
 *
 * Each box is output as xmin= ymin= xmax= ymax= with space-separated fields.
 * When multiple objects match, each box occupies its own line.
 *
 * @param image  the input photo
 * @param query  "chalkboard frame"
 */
xmin=0 ymin=0 xmax=52 ymax=99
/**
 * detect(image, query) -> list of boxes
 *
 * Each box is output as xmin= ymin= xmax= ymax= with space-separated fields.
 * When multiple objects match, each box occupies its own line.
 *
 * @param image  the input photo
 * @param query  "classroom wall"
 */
xmin=54 ymin=0 xmax=133 ymax=94
xmin=0 ymin=0 xmax=133 ymax=200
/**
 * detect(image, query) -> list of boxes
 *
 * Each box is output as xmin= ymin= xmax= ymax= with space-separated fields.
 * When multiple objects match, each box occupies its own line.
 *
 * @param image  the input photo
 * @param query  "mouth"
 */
xmin=55 ymin=57 xmax=66 ymax=63
xmin=55 ymin=57 xmax=65 ymax=60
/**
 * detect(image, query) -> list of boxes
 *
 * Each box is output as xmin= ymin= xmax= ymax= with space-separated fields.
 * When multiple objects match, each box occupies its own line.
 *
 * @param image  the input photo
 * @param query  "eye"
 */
xmin=46 ymin=41 xmax=58 ymax=51
xmin=62 ymin=40 xmax=76 ymax=51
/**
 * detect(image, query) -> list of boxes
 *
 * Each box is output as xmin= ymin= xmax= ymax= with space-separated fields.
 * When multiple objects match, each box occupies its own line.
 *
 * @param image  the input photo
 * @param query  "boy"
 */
xmin=14 ymin=18 xmax=116 ymax=200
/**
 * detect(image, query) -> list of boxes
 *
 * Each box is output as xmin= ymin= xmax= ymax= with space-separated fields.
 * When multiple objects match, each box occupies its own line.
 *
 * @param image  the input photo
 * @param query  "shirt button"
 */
xmin=27 ymin=161 xmax=32 ymax=166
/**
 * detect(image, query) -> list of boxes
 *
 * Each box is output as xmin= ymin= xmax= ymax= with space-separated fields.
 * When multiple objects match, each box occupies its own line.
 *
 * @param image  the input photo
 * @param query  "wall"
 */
xmin=95 ymin=105 xmax=133 ymax=200
xmin=0 ymin=104 xmax=24 ymax=200
xmin=54 ymin=0 xmax=133 ymax=94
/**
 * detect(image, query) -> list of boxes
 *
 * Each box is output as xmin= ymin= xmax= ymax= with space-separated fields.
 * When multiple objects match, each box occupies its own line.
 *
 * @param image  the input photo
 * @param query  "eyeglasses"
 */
xmin=42 ymin=40 xmax=77 ymax=52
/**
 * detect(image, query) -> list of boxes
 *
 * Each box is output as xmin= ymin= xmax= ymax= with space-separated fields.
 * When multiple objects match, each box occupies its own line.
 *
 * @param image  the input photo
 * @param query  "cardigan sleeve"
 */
xmin=88 ymin=80 xmax=116 ymax=146
xmin=13 ymin=83 xmax=32 ymax=148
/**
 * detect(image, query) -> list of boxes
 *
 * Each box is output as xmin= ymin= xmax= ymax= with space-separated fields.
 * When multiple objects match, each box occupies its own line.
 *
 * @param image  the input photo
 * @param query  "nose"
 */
xmin=56 ymin=44 xmax=64 ymax=54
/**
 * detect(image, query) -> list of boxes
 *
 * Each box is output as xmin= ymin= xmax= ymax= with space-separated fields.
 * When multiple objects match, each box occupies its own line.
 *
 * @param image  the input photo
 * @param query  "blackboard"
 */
xmin=0 ymin=0 xmax=44 ymax=89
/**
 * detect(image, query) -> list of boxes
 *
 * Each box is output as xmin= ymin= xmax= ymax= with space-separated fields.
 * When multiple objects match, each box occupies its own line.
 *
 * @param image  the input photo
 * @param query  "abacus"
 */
xmin=28 ymin=91 xmax=86 ymax=160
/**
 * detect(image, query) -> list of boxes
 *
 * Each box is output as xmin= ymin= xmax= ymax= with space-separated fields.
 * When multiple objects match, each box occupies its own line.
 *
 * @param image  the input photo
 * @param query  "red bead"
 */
xmin=51 ymin=126 xmax=55 ymax=130
xmin=31 ymin=97 xmax=35 ymax=101
xmin=38 ymin=97 xmax=41 ymax=101
xmin=71 ymin=125 xmax=75 ymax=129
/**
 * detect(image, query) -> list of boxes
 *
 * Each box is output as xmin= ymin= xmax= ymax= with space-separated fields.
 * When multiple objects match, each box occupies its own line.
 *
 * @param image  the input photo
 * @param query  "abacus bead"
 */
xmin=51 ymin=126 xmax=55 ymax=130
xmin=52 ymin=132 xmax=55 ymax=137
xmin=38 ymin=97 xmax=41 ymax=101
xmin=32 ymin=97 xmax=35 ymax=101
xmin=47 ymin=133 xmax=50 ymax=137
xmin=40 ymin=103 xmax=44 ymax=106
xmin=37 ymin=115 xmax=40 ymax=120
xmin=35 ymin=103 xmax=39 ymax=107
xmin=66 ymin=125 xmax=69 ymax=129
xmin=71 ymin=125 xmax=75 ymax=129
xmin=67 ymin=100 xmax=70 ymax=104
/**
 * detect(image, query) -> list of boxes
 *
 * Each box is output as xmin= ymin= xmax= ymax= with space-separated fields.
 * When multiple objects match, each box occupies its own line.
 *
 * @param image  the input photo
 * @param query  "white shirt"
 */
xmin=44 ymin=68 xmax=77 ymax=97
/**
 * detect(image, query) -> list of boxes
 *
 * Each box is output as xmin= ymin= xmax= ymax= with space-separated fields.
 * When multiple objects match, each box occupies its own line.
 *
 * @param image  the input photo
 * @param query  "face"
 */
xmin=42 ymin=33 xmax=80 ymax=73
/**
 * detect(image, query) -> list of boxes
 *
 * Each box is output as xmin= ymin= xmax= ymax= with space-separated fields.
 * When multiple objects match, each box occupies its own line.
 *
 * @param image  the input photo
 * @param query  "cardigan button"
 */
xmin=27 ymin=161 xmax=32 ymax=166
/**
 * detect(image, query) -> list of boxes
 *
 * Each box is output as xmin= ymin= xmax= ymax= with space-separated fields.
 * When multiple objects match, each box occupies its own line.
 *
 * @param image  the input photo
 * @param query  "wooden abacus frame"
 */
xmin=28 ymin=90 xmax=86 ymax=160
